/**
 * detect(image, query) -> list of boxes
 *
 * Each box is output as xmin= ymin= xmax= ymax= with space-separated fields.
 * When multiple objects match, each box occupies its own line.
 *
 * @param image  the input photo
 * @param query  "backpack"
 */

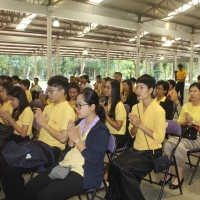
xmin=2 ymin=140 xmax=54 ymax=172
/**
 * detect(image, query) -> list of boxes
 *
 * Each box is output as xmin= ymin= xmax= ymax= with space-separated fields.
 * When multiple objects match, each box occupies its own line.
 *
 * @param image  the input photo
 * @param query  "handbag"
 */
xmin=137 ymin=104 xmax=170 ymax=173
xmin=48 ymin=165 xmax=74 ymax=179
xmin=181 ymin=125 xmax=199 ymax=140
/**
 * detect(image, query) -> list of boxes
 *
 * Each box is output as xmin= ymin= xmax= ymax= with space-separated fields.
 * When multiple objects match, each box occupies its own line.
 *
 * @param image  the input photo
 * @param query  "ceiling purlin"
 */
xmin=0 ymin=10 xmax=25 ymax=30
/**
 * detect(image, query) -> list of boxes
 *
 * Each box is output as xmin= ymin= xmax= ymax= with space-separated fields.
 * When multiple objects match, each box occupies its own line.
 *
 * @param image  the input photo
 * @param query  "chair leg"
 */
xmin=90 ymin=189 xmax=97 ymax=200
xmin=86 ymin=193 xmax=90 ymax=200
xmin=187 ymin=151 xmax=192 ymax=168
xmin=78 ymin=195 xmax=82 ymax=200
xmin=188 ymin=157 xmax=200 ymax=185
xmin=148 ymin=172 xmax=152 ymax=184
xmin=158 ymin=167 xmax=169 ymax=200
xmin=173 ymin=157 xmax=183 ymax=195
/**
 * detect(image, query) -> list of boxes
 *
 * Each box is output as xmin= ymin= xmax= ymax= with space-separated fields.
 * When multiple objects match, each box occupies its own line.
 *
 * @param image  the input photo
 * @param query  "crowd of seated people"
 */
xmin=0 ymin=72 xmax=199 ymax=200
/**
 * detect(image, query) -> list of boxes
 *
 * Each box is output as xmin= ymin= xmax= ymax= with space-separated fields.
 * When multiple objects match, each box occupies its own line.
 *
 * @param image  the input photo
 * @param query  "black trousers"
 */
xmin=112 ymin=134 xmax=127 ymax=149
xmin=26 ymin=163 xmax=85 ymax=200
xmin=0 ymin=145 xmax=61 ymax=200
xmin=108 ymin=147 xmax=162 ymax=200
xmin=175 ymin=82 xmax=185 ymax=105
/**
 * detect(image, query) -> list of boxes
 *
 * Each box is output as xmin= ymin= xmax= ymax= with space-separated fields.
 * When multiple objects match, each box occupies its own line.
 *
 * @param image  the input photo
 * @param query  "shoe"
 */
xmin=169 ymin=178 xmax=184 ymax=190
xmin=158 ymin=176 xmax=172 ymax=186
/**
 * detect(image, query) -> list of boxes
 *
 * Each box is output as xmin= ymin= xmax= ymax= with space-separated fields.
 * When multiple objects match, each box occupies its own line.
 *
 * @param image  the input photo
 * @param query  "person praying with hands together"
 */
xmin=107 ymin=74 xmax=165 ymax=200
xmin=26 ymin=88 xmax=110 ymax=200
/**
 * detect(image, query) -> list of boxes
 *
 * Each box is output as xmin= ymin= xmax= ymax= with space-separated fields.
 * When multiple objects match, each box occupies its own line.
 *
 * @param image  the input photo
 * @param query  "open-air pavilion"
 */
xmin=1 ymin=0 xmax=200 ymax=81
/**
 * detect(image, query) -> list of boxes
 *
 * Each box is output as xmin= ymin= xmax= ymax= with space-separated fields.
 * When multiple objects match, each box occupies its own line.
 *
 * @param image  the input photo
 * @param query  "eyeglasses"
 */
xmin=75 ymin=103 xmax=89 ymax=110
xmin=47 ymin=89 xmax=61 ymax=94
xmin=188 ymin=90 xmax=199 ymax=94
xmin=155 ymin=88 xmax=164 ymax=91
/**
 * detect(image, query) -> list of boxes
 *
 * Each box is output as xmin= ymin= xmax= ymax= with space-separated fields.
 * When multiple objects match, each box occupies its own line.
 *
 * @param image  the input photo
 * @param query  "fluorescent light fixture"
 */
xmin=175 ymin=37 xmax=181 ymax=40
xmin=194 ymin=44 xmax=200 ymax=48
xmin=162 ymin=37 xmax=166 ymax=41
xmin=160 ymin=56 xmax=165 ymax=60
xmin=129 ymin=38 xmax=136 ymax=42
xmin=82 ymin=49 xmax=88 ymax=55
xmin=89 ymin=0 xmax=103 ymax=3
xmin=16 ymin=24 xmax=28 ymax=30
xmin=53 ymin=18 xmax=60 ymax=27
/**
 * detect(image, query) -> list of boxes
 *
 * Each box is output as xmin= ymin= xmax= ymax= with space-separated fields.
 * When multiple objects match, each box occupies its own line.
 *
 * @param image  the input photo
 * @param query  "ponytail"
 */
xmin=96 ymin=105 xmax=106 ymax=123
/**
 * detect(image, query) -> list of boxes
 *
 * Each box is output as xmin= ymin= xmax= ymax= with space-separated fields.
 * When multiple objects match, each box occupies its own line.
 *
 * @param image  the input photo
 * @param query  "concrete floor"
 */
xmin=1 ymin=85 xmax=200 ymax=200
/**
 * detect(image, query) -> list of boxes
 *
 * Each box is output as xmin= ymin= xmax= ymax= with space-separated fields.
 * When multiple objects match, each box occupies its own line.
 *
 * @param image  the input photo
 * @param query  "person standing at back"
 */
xmin=175 ymin=64 xmax=186 ymax=106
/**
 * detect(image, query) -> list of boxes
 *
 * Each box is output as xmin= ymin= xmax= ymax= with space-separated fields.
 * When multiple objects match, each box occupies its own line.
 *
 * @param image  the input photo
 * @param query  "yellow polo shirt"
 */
xmin=120 ymin=82 xmax=123 ymax=93
xmin=176 ymin=69 xmax=186 ymax=82
xmin=38 ymin=101 xmax=75 ymax=150
xmin=25 ymin=90 xmax=32 ymax=103
xmin=0 ymin=101 xmax=13 ymax=124
xmin=129 ymin=100 xmax=165 ymax=151
xmin=105 ymin=101 xmax=126 ymax=135
xmin=155 ymin=96 xmax=166 ymax=104
xmin=14 ymin=107 xmax=33 ymax=136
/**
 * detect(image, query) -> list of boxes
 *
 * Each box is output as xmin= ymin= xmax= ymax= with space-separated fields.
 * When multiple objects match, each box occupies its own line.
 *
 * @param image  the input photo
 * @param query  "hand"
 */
xmin=0 ymin=111 xmax=13 ymax=122
xmin=67 ymin=120 xmax=81 ymax=142
xmin=185 ymin=112 xmax=193 ymax=124
xmin=128 ymin=113 xmax=141 ymax=128
xmin=34 ymin=108 xmax=49 ymax=127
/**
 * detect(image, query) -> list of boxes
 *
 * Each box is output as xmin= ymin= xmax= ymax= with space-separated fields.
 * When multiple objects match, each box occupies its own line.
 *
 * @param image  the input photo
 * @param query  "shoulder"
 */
xmin=91 ymin=120 xmax=110 ymax=134
xmin=151 ymin=100 xmax=165 ymax=113
xmin=23 ymin=106 xmax=33 ymax=114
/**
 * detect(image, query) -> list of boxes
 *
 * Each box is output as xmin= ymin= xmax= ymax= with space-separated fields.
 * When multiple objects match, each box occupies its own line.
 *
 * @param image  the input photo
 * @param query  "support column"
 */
xmin=118 ymin=60 xmax=120 ymax=71
xmin=198 ymin=57 xmax=200 ymax=75
xmin=136 ymin=30 xmax=140 ymax=78
xmin=56 ymin=44 xmax=60 ymax=75
xmin=80 ymin=58 xmax=85 ymax=75
xmin=107 ymin=45 xmax=110 ymax=77
xmin=47 ymin=7 xmax=52 ymax=80
xmin=145 ymin=50 xmax=149 ymax=74
xmin=190 ymin=35 xmax=194 ymax=84
xmin=34 ymin=55 xmax=37 ymax=77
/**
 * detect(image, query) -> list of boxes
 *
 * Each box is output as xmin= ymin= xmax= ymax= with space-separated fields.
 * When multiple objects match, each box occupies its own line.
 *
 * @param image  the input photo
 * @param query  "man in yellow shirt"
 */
xmin=19 ymin=79 xmax=32 ymax=103
xmin=114 ymin=72 xmax=123 ymax=93
xmin=175 ymin=64 xmax=186 ymax=106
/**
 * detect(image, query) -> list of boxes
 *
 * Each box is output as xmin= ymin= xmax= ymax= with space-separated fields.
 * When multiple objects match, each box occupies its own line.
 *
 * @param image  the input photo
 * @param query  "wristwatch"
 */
xmin=74 ymin=139 xmax=80 ymax=144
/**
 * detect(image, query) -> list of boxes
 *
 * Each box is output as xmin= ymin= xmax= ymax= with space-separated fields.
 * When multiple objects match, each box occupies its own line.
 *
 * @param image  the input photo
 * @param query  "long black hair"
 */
xmin=79 ymin=88 xmax=106 ymax=123
xmin=105 ymin=79 xmax=120 ymax=120
xmin=9 ymin=86 xmax=29 ymax=121
xmin=122 ymin=79 xmax=132 ymax=100
xmin=66 ymin=82 xmax=80 ymax=101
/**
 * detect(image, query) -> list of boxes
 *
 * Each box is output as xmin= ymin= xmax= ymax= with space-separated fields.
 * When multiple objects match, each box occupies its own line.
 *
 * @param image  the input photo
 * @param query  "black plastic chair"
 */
xmin=77 ymin=135 xmax=117 ymax=200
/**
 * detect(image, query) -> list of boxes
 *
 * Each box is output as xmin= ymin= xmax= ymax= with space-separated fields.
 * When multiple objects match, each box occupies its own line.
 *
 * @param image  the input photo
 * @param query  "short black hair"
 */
xmin=47 ymin=75 xmax=69 ymax=95
xmin=1 ymin=82 xmax=13 ymax=93
xmin=156 ymin=80 xmax=169 ymax=96
xmin=34 ymin=77 xmax=39 ymax=81
xmin=82 ymin=75 xmax=90 ymax=83
xmin=96 ymin=75 xmax=102 ymax=79
xmin=12 ymin=75 xmax=20 ymax=81
xmin=114 ymin=72 xmax=122 ymax=77
xmin=136 ymin=74 xmax=156 ymax=90
xmin=189 ymin=82 xmax=200 ymax=91
xmin=197 ymin=75 xmax=200 ymax=80
xmin=130 ymin=77 xmax=136 ymax=83
xmin=20 ymin=79 xmax=30 ymax=89
xmin=178 ymin=63 xmax=183 ymax=68
xmin=3 ymin=76 xmax=12 ymax=82
xmin=168 ymin=79 xmax=176 ymax=88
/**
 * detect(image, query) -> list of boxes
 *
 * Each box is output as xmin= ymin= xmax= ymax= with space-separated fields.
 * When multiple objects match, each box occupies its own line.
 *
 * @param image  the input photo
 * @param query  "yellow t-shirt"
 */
xmin=177 ymin=102 xmax=200 ymax=124
xmin=25 ymin=90 xmax=32 ymax=103
xmin=105 ymin=101 xmax=126 ymax=135
xmin=120 ymin=82 xmax=123 ymax=93
xmin=132 ymin=85 xmax=136 ymax=93
xmin=59 ymin=126 xmax=89 ymax=176
xmin=38 ymin=101 xmax=76 ymax=150
xmin=14 ymin=107 xmax=33 ymax=136
xmin=176 ymin=69 xmax=186 ymax=82
xmin=0 ymin=101 xmax=13 ymax=124
xmin=129 ymin=100 xmax=165 ymax=151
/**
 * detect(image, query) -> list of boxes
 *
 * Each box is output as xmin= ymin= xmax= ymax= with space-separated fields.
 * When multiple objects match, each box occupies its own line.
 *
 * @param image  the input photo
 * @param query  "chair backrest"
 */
xmin=124 ymin=104 xmax=130 ymax=114
xmin=30 ymin=100 xmax=43 ymax=109
xmin=166 ymin=120 xmax=181 ymax=136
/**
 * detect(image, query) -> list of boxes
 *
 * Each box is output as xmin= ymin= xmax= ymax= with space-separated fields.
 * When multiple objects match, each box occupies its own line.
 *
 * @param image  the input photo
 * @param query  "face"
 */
xmin=104 ymin=81 xmax=112 ymax=97
xmin=102 ymin=79 xmax=106 ymax=86
xmin=114 ymin=74 xmax=122 ymax=82
xmin=136 ymin=83 xmax=152 ymax=100
xmin=75 ymin=94 xmax=94 ymax=118
xmin=155 ymin=84 xmax=166 ymax=98
xmin=198 ymin=79 xmax=200 ymax=83
xmin=168 ymin=82 xmax=173 ymax=90
xmin=81 ymin=77 xmax=87 ymax=84
xmin=9 ymin=96 xmax=19 ymax=108
xmin=47 ymin=86 xmax=63 ymax=103
xmin=68 ymin=88 xmax=78 ymax=100
xmin=34 ymin=79 xmax=38 ymax=84
xmin=188 ymin=86 xmax=200 ymax=101
xmin=123 ymin=82 xmax=129 ymax=92
xmin=12 ymin=79 xmax=17 ymax=85
xmin=178 ymin=67 xmax=183 ymax=71
xmin=19 ymin=83 xmax=26 ymax=91
xmin=0 ymin=86 xmax=8 ymax=101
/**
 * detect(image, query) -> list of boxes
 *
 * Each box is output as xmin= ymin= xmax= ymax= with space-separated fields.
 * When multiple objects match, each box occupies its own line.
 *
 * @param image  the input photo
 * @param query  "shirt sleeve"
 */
xmin=21 ymin=107 xmax=33 ymax=125
xmin=115 ymin=102 xmax=126 ymax=121
xmin=177 ymin=104 xmax=186 ymax=124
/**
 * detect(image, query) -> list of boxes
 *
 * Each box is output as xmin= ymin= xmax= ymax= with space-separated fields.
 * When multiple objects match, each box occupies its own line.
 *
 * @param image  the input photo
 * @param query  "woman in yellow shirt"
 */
xmin=0 ymin=86 xmax=33 ymax=144
xmin=103 ymin=79 xmax=126 ymax=148
xmin=107 ymin=74 xmax=165 ymax=200
xmin=160 ymin=82 xmax=200 ymax=189
xmin=167 ymin=79 xmax=179 ymax=105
